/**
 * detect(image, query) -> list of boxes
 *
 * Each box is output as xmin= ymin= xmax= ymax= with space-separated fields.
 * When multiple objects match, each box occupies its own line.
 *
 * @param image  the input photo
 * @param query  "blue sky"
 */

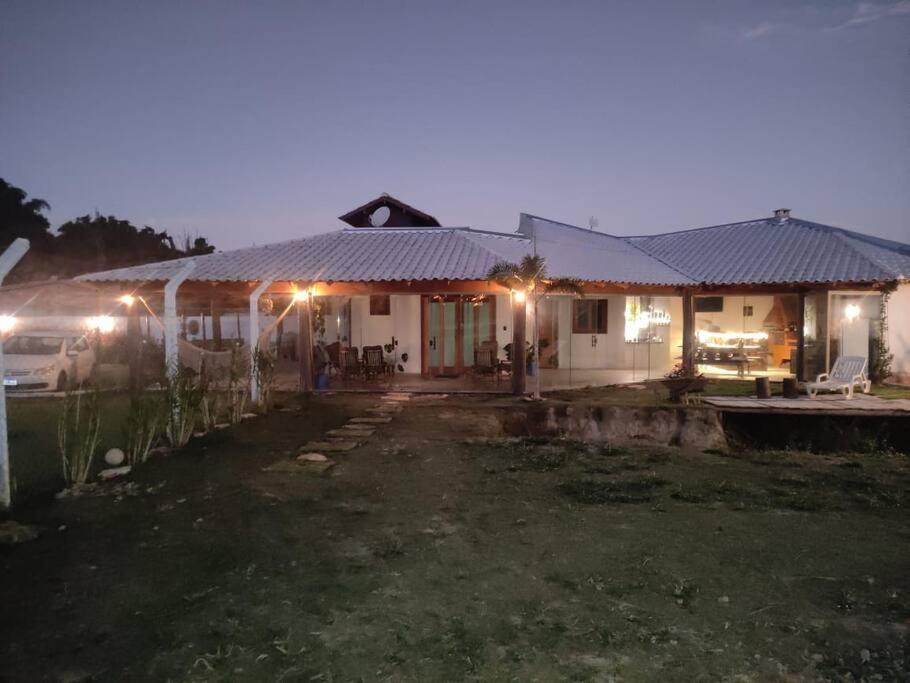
xmin=1 ymin=0 xmax=908 ymax=248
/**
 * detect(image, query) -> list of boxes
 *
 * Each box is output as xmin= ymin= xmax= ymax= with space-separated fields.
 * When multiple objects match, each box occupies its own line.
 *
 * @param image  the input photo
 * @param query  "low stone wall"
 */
xmin=497 ymin=402 xmax=910 ymax=453
xmin=498 ymin=403 xmax=728 ymax=451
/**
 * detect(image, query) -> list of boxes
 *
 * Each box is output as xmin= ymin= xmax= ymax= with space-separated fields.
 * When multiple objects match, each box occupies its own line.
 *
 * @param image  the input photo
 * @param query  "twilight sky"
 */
xmin=1 ymin=0 xmax=908 ymax=249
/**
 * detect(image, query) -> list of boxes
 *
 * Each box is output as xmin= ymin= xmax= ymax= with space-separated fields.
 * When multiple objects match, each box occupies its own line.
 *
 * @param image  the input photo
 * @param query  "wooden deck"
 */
xmin=702 ymin=394 xmax=910 ymax=416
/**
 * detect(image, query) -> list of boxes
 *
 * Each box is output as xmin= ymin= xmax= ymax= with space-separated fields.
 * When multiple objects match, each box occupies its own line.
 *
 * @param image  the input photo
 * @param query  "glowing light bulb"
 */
xmin=844 ymin=303 xmax=860 ymax=322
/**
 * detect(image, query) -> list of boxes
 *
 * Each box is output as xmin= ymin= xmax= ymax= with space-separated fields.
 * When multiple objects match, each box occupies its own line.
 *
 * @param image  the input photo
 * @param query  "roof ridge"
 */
xmin=75 ymin=229 xmax=346 ymax=281
xmin=826 ymin=226 xmax=898 ymax=280
xmin=793 ymin=218 xmax=910 ymax=252
xmin=620 ymin=237 xmax=700 ymax=284
xmin=625 ymin=217 xmax=777 ymax=240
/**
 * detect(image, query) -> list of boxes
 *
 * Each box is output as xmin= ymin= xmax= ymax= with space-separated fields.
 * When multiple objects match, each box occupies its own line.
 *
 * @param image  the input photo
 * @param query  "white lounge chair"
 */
xmin=806 ymin=356 xmax=871 ymax=399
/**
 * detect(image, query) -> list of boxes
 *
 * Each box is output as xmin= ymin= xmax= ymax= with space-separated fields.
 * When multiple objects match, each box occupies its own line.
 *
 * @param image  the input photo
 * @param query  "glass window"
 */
xmin=572 ymin=300 xmax=608 ymax=334
xmin=69 ymin=337 xmax=90 ymax=353
xmin=695 ymin=296 xmax=724 ymax=313
xmin=3 ymin=336 xmax=63 ymax=355
xmin=369 ymin=295 xmax=391 ymax=316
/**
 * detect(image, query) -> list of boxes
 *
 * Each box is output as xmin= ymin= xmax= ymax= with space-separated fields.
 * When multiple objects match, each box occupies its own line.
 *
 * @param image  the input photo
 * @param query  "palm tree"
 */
xmin=486 ymin=254 xmax=584 ymax=398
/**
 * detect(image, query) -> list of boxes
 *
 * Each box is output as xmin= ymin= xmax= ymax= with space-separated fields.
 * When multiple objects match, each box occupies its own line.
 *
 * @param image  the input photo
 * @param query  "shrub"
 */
xmin=58 ymin=389 xmax=102 ymax=485
xmin=164 ymin=369 xmax=204 ymax=448
xmin=253 ymin=347 xmax=275 ymax=412
xmin=124 ymin=392 xmax=167 ymax=465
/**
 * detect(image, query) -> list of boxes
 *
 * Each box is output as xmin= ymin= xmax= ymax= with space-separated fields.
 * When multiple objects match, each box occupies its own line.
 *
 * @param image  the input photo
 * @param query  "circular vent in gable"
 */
xmin=369 ymin=205 xmax=391 ymax=227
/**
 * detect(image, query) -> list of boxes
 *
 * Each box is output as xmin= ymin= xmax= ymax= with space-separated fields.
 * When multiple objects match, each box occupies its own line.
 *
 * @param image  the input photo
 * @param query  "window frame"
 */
xmin=572 ymin=299 xmax=608 ymax=334
xmin=695 ymin=296 xmax=724 ymax=313
xmin=369 ymin=295 xmax=391 ymax=316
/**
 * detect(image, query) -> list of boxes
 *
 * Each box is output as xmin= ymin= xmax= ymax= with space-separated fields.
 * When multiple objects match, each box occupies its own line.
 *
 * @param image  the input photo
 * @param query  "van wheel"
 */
xmin=56 ymin=372 xmax=67 ymax=392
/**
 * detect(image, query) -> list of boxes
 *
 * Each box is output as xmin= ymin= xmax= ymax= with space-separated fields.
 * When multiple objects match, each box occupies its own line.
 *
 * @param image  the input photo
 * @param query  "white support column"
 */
xmin=164 ymin=262 xmax=196 ymax=379
xmin=249 ymin=280 xmax=273 ymax=404
xmin=0 ymin=239 xmax=30 ymax=510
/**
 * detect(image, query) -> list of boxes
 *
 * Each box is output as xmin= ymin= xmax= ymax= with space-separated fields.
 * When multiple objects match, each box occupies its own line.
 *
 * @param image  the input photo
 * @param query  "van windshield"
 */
xmin=3 ymin=336 xmax=63 ymax=356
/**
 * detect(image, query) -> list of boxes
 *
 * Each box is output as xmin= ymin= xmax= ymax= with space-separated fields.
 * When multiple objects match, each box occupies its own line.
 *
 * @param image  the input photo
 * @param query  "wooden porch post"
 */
xmin=297 ymin=296 xmax=315 ymax=393
xmin=796 ymin=291 xmax=806 ymax=382
xmin=511 ymin=294 xmax=527 ymax=395
xmin=681 ymin=289 xmax=696 ymax=375
xmin=127 ymin=301 xmax=142 ymax=395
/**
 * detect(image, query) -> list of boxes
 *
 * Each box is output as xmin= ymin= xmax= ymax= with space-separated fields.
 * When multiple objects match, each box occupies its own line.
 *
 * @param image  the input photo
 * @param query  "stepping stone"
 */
xmin=327 ymin=427 xmax=375 ymax=438
xmin=297 ymin=452 xmax=329 ymax=462
xmin=99 ymin=466 xmax=132 ymax=480
xmin=334 ymin=424 xmax=377 ymax=433
xmin=350 ymin=417 xmax=392 ymax=424
xmin=343 ymin=423 xmax=378 ymax=432
xmin=301 ymin=440 xmax=359 ymax=453
xmin=265 ymin=456 xmax=335 ymax=474
xmin=0 ymin=521 xmax=40 ymax=544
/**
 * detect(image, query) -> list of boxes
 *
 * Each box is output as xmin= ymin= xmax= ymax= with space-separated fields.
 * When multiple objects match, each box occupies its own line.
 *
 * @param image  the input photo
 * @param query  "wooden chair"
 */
xmin=362 ymin=345 xmax=385 ymax=380
xmin=325 ymin=341 xmax=341 ymax=369
xmin=806 ymin=356 xmax=871 ymax=399
xmin=339 ymin=347 xmax=361 ymax=380
xmin=473 ymin=346 xmax=499 ymax=382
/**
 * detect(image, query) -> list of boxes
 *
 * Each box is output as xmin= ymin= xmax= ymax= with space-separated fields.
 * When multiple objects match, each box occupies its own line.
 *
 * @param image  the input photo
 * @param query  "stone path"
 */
xmin=293 ymin=392 xmax=413 ymax=465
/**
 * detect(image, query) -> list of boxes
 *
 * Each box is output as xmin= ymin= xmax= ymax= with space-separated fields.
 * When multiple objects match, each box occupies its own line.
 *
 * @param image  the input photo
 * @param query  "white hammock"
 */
xmin=177 ymin=338 xmax=247 ymax=376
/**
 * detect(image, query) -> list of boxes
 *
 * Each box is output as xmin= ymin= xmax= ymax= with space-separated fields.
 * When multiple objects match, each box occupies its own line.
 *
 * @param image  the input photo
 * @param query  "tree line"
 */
xmin=0 ymin=178 xmax=215 ymax=283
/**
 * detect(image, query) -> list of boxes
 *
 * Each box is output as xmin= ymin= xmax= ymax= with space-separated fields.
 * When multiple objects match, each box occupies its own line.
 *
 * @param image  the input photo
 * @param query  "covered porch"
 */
xmin=0 ymin=274 xmax=889 ymax=399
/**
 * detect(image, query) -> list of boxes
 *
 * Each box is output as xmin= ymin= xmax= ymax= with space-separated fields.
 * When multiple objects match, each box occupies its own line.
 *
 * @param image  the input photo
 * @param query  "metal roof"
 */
xmin=626 ymin=217 xmax=910 ymax=285
xmin=516 ymin=214 xmax=693 ymax=285
xmin=78 ymin=228 xmax=532 ymax=284
xmin=76 ymin=213 xmax=908 ymax=289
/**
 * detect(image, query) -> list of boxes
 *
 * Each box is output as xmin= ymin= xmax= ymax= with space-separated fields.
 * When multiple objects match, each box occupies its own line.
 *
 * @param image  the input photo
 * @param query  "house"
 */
xmin=4 ymin=195 xmax=908 ymax=394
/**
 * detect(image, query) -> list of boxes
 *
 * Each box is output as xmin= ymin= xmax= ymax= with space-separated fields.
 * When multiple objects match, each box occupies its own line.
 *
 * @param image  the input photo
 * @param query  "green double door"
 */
xmin=425 ymin=296 xmax=496 ymax=376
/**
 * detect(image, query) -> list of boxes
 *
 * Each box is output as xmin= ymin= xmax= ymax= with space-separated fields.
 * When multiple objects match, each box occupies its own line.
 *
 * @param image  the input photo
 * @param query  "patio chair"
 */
xmin=806 ymin=355 xmax=871 ymax=399
xmin=339 ymin=347 xmax=361 ymax=380
xmin=362 ymin=345 xmax=386 ymax=380
xmin=473 ymin=346 xmax=499 ymax=382
xmin=325 ymin=341 xmax=341 ymax=369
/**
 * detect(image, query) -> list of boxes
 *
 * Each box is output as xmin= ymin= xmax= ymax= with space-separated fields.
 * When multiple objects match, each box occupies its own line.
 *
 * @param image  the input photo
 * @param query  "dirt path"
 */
xmin=1 ymin=394 xmax=908 ymax=681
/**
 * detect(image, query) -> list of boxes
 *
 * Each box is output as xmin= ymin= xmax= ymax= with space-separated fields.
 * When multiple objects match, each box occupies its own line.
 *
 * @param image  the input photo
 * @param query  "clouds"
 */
xmin=833 ymin=1 xmax=910 ymax=29
xmin=732 ymin=1 xmax=910 ymax=41
xmin=742 ymin=21 xmax=774 ymax=40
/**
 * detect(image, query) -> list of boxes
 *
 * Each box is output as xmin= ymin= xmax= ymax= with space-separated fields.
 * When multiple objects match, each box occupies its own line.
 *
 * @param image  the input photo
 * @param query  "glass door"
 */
xmin=427 ymin=297 xmax=459 ymax=376
xmin=463 ymin=297 xmax=496 ymax=367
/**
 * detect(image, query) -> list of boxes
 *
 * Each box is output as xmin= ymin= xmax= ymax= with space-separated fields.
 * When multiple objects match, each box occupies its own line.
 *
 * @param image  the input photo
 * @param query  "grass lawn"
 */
xmin=6 ymin=391 xmax=132 ymax=503
xmin=1 ymin=394 xmax=907 ymax=681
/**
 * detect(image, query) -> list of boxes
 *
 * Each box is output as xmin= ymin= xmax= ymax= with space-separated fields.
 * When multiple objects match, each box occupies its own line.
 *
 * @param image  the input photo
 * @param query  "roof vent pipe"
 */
xmin=774 ymin=208 xmax=791 ymax=222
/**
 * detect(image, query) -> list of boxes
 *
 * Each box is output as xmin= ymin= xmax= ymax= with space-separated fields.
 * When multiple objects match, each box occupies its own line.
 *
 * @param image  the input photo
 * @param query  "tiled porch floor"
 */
xmin=273 ymin=363 xmax=672 ymax=393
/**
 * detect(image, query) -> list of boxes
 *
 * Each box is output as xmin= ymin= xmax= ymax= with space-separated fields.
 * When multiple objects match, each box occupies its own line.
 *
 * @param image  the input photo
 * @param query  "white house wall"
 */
xmin=348 ymin=295 xmax=422 ymax=373
xmin=887 ymin=283 xmax=910 ymax=383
